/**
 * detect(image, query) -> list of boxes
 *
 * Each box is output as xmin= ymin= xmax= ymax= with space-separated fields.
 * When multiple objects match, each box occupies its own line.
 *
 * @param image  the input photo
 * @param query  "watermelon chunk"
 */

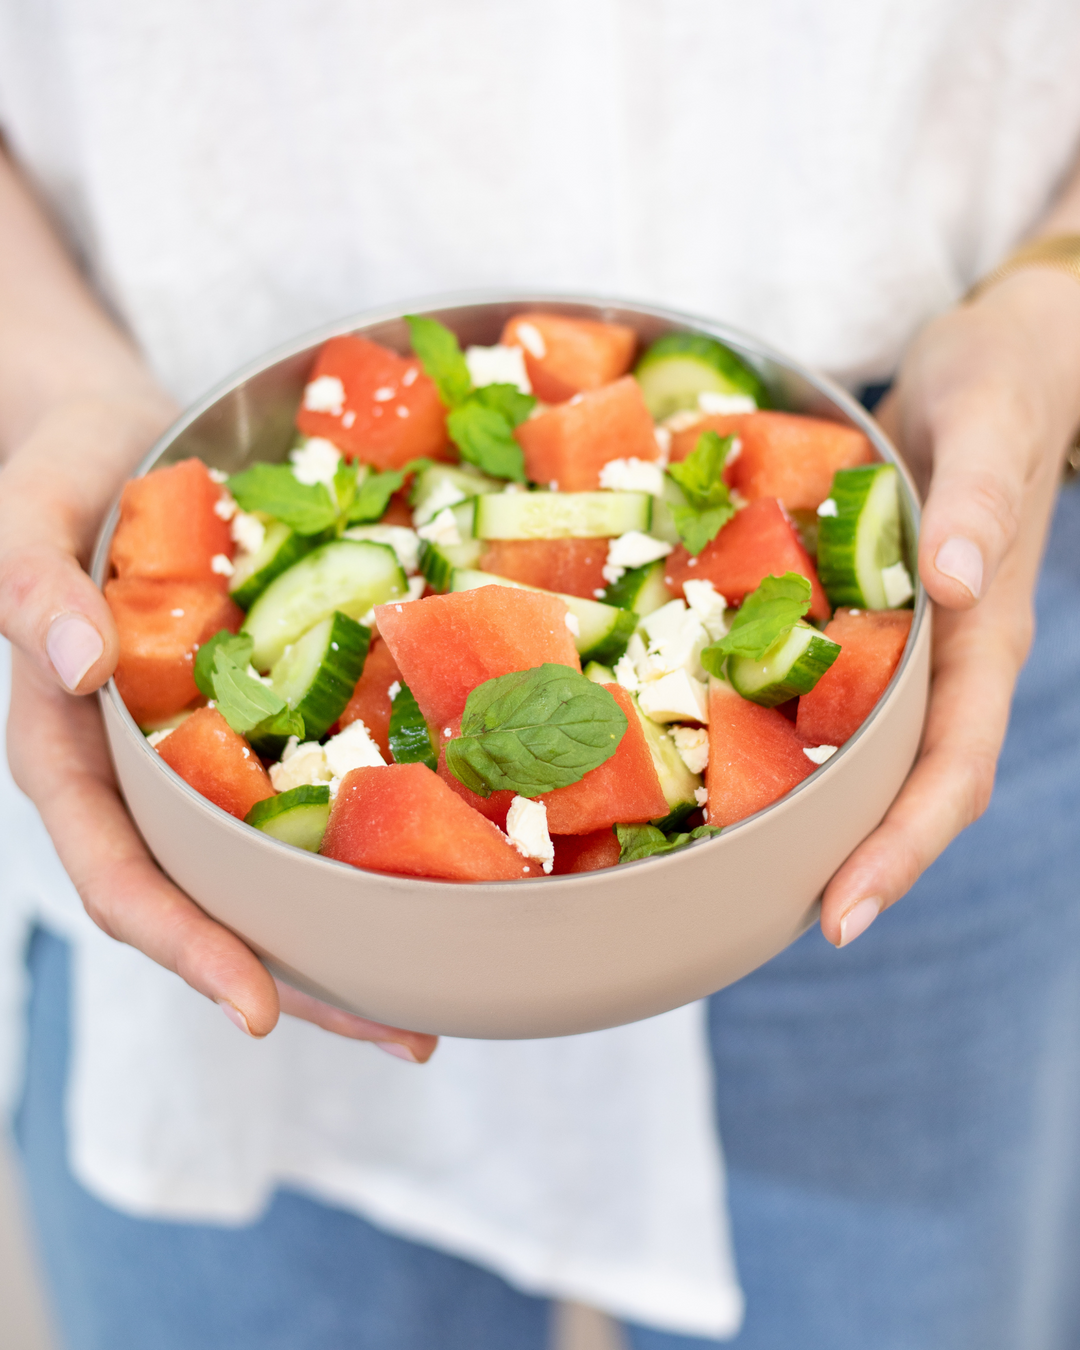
xmin=375 ymin=587 xmax=580 ymax=729
xmin=664 ymin=498 xmax=830 ymax=622
xmin=320 ymin=763 xmax=540 ymax=881
xmin=706 ymin=679 xmax=814 ymax=828
xmin=295 ymin=334 xmax=451 ymax=470
xmin=501 ymin=313 xmax=637 ymax=404
xmin=671 ymin=412 xmax=873 ymax=512
xmin=477 ymin=538 xmax=609 ymax=600
xmin=106 ymin=578 xmax=244 ymax=725
xmin=515 ymin=376 xmax=659 ymax=491
xmin=157 ymin=707 xmax=275 ymax=820
xmin=110 ymin=459 xmax=234 ymax=589
xmin=338 ymin=637 xmax=402 ymax=760
xmin=796 ymin=608 xmax=913 ymax=747
xmin=540 ymin=685 xmax=667 ymax=834
xmin=552 ymin=829 xmax=622 ymax=874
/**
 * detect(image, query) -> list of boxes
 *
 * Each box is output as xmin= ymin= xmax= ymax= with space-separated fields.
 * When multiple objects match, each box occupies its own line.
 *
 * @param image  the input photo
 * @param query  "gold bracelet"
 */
xmin=967 ymin=232 xmax=1080 ymax=302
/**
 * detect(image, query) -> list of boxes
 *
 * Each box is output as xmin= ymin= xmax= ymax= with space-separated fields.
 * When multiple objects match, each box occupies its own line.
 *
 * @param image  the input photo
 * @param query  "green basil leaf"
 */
xmin=388 ymin=681 xmax=437 ymax=770
xmin=703 ymin=572 xmax=812 ymax=665
xmin=194 ymin=630 xmax=252 ymax=700
xmin=347 ymin=467 xmax=407 ymax=524
xmin=226 ymin=463 xmax=339 ymax=535
xmin=446 ymin=401 xmax=527 ymax=482
xmin=406 ymin=315 xmax=473 ymax=409
xmin=445 ymin=663 xmax=627 ymax=797
xmin=472 ymin=382 xmax=536 ymax=429
xmin=616 ymin=822 xmax=722 ymax=863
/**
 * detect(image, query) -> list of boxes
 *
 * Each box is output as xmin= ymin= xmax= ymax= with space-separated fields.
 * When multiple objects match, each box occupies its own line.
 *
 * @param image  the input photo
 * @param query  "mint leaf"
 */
xmin=447 ymin=401 xmax=527 ymax=482
xmin=446 ymin=663 xmax=627 ymax=797
xmin=194 ymin=630 xmax=252 ymax=700
xmin=473 ymin=382 xmax=536 ymax=428
xmin=347 ymin=467 xmax=406 ymax=524
xmin=227 ymin=464 xmax=338 ymax=535
xmin=406 ymin=315 xmax=473 ymax=409
xmin=700 ymin=572 xmax=812 ymax=674
xmin=665 ymin=430 xmax=736 ymax=555
xmin=388 ymin=682 xmax=437 ymax=770
xmin=616 ymin=822 xmax=722 ymax=863
xmin=332 ymin=460 xmax=359 ymax=519
xmin=211 ymin=647 xmax=302 ymax=738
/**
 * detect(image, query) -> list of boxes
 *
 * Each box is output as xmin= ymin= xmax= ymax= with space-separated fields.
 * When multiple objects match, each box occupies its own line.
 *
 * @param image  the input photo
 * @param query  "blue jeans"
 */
xmin=15 ymin=481 xmax=1080 ymax=1349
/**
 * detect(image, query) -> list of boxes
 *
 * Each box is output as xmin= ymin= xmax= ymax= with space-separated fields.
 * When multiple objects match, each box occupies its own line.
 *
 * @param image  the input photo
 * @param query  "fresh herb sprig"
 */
xmin=406 ymin=315 xmax=534 ymax=482
xmin=616 ymin=821 xmax=722 ymax=863
xmin=194 ymin=630 xmax=304 ymax=740
xmin=665 ymin=430 xmax=737 ymax=555
xmin=700 ymin=572 xmax=812 ymax=677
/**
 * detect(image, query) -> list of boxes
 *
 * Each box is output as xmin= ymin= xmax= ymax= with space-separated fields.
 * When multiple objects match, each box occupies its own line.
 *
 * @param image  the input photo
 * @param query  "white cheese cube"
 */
xmin=465 ymin=344 xmax=532 ymax=394
xmin=270 ymin=741 xmax=332 ymax=791
xmin=302 ymin=376 xmax=345 ymax=416
xmin=505 ymin=796 xmax=554 ymax=873
xmin=290 ymin=437 xmax=341 ymax=487
xmin=671 ymin=726 xmax=709 ymax=774
xmin=598 ymin=458 xmax=666 ymax=496
xmin=682 ymin=579 xmax=729 ymax=641
xmin=323 ymin=720 xmax=386 ymax=777
xmin=637 ymin=670 xmax=709 ymax=724
xmin=803 ymin=744 xmax=838 ymax=766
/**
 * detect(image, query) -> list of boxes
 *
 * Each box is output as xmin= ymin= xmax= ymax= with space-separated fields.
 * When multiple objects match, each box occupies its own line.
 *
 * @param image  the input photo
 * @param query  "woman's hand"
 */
xmin=0 ymin=395 xmax=437 ymax=1061
xmin=819 ymin=268 xmax=1080 ymax=946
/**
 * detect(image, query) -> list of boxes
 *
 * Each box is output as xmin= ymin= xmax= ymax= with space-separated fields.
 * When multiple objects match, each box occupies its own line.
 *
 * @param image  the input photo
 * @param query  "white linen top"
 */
xmin=1 ymin=0 xmax=1080 ymax=1338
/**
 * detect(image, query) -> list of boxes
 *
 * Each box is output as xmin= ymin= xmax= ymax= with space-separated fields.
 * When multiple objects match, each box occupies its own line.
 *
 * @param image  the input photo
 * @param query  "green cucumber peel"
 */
xmin=665 ymin=431 xmax=737 ymax=555
xmin=388 ymin=682 xmax=437 ymax=771
xmin=616 ymin=821 xmax=722 ymax=863
xmin=701 ymin=573 xmax=812 ymax=673
xmin=445 ymin=663 xmax=627 ymax=798
xmin=193 ymin=629 xmax=304 ymax=740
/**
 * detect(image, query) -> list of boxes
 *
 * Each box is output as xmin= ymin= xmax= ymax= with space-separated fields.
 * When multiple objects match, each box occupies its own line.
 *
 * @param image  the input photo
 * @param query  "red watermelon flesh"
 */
xmin=157 ymin=707 xmax=275 ymax=820
xmin=110 ymin=459 xmax=234 ymax=590
xmin=477 ymin=538 xmax=609 ymax=600
xmin=796 ymin=608 xmax=913 ymax=747
xmin=670 ymin=412 xmax=873 ymax=512
xmin=338 ymin=637 xmax=401 ymax=760
xmin=540 ymin=685 xmax=667 ymax=834
xmin=664 ymin=498 xmax=830 ymax=622
xmin=320 ymin=763 xmax=540 ymax=882
xmin=706 ymin=679 xmax=815 ymax=828
xmin=501 ymin=313 xmax=637 ymax=404
xmin=295 ymin=334 xmax=451 ymax=470
xmin=515 ymin=376 xmax=659 ymax=490
xmin=375 ymin=587 xmax=580 ymax=729
xmin=552 ymin=829 xmax=622 ymax=875
xmin=106 ymin=578 xmax=244 ymax=725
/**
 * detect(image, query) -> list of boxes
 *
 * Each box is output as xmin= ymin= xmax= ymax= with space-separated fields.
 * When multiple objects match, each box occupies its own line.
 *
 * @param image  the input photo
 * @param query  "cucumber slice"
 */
xmin=411 ymin=463 xmax=504 ymax=524
xmin=584 ymin=662 xmax=615 ymax=683
xmin=388 ymin=682 xmax=437 ymax=770
xmin=474 ymin=491 xmax=650 ymax=540
xmin=601 ymin=559 xmax=672 ymax=615
xmin=243 ymin=540 xmax=406 ymax=670
xmin=634 ymin=332 xmax=769 ymax=420
xmin=245 ymin=785 xmax=331 ymax=852
xmin=418 ymin=537 xmax=484 ymax=592
xmin=645 ymin=477 xmax=690 ymax=547
xmin=817 ymin=464 xmax=909 ymax=610
xmin=229 ymin=520 xmax=315 ymax=610
xmin=727 ymin=621 xmax=841 ymax=707
xmin=450 ymin=568 xmax=637 ymax=665
xmin=632 ymin=699 xmax=702 ymax=827
xmin=268 ymin=611 xmax=371 ymax=741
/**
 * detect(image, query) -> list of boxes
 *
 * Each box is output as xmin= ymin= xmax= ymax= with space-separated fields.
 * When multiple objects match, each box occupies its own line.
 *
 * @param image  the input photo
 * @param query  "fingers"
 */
xmin=275 ymin=981 xmax=439 ymax=1063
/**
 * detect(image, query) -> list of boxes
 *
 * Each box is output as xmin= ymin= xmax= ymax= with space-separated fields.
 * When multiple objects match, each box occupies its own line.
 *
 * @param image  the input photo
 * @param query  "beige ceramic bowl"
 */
xmin=92 ymin=295 xmax=929 ymax=1039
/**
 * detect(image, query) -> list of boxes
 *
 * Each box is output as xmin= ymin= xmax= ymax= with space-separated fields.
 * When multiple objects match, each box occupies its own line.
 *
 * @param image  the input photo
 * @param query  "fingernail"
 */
xmin=218 ymin=1000 xmax=253 ymax=1036
xmin=839 ymin=897 xmax=882 ymax=948
xmin=375 ymin=1040 xmax=419 ymax=1063
xmin=46 ymin=614 xmax=104 ymax=690
xmin=934 ymin=536 xmax=983 ymax=599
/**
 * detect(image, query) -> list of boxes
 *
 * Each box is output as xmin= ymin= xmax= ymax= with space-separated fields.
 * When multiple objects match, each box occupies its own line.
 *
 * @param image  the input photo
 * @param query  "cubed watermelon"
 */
xmin=338 ymin=637 xmax=402 ymax=760
xmin=110 ymin=459 xmax=234 ymax=589
xmin=552 ymin=829 xmax=622 ymax=874
xmin=706 ymin=679 xmax=814 ymax=827
xmin=477 ymin=538 xmax=609 ymax=600
xmin=664 ymin=498 xmax=830 ymax=622
xmin=157 ymin=707 xmax=275 ymax=819
xmin=515 ymin=376 xmax=659 ymax=490
xmin=320 ymin=763 xmax=540 ymax=881
xmin=295 ymin=334 xmax=451 ymax=470
xmin=796 ymin=608 xmax=913 ymax=747
xmin=106 ymin=578 xmax=244 ymax=725
xmin=375 ymin=587 xmax=580 ymax=729
xmin=501 ymin=313 xmax=637 ymax=404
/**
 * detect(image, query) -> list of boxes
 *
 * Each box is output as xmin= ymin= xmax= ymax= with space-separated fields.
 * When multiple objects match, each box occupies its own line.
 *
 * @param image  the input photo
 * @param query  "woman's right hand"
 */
xmin=0 ymin=393 xmax=438 ymax=1062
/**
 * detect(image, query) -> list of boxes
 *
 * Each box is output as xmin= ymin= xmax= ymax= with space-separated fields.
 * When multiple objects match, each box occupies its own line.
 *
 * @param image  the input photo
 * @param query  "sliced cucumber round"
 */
xmin=727 ymin=621 xmax=841 ymax=707
xmin=583 ymin=661 xmax=615 ymax=683
xmin=229 ymin=521 xmax=315 ymax=610
xmin=243 ymin=540 xmax=406 ymax=670
xmin=600 ymin=559 xmax=672 ymax=615
xmin=418 ymin=536 xmax=484 ymax=592
xmin=817 ymin=464 xmax=910 ymax=610
xmin=474 ymin=491 xmax=650 ymax=540
xmin=269 ymin=611 xmax=371 ymax=741
xmin=634 ymin=332 xmax=769 ymax=420
xmin=388 ymin=682 xmax=437 ymax=770
xmin=245 ymin=785 xmax=331 ymax=852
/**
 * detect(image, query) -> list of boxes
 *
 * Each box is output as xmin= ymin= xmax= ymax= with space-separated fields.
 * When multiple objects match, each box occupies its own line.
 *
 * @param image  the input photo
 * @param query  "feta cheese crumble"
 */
xmin=613 ymin=653 xmax=640 ymax=693
xmin=465 ymin=344 xmax=532 ymax=394
xmin=514 ymin=322 xmax=546 ymax=359
xmin=803 ymin=744 xmax=838 ymax=766
xmin=270 ymin=740 xmax=332 ymax=792
xmin=817 ymin=498 xmax=839 ymax=518
xmin=416 ymin=507 xmax=461 ymax=548
xmin=210 ymin=553 xmax=234 ymax=577
xmin=637 ymin=600 xmax=709 ymax=680
xmin=170 ymin=608 xmax=185 ymax=618
xmin=412 ymin=478 xmax=467 ymax=527
xmin=323 ymin=720 xmax=386 ymax=777
xmin=663 ymin=409 xmax=705 ymax=434
xmin=373 ymin=386 xmax=395 ymax=402
xmin=505 ymin=796 xmax=554 ymax=874
xmin=654 ymin=426 xmax=672 ymax=461
xmin=343 ymin=524 xmax=421 ymax=575
xmin=208 ymin=468 xmax=229 ymax=484
xmin=598 ymin=457 xmax=666 ymax=496
xmin=146 ymin=728 xmax=174 ymax=749
xmin=564 ymin=611 xmax=580 ymax=637
xmin=387 ymin=681 xmax=402 ymax=701
xmin=231 ymin=510 xmax=266 ymax=556
xmin=637 ymin=669 xmax=709 ymax=724
xmin=602 ymin=531 xmax=673 ymax=584
xmin=671 ymin=725 xmax=709 ymax=774
xmin=403 ymin=575 xmax=427 ymax=602
xmin=697 ymin=390 xmax=757 ymax=415
xmin=881 ymin=561 xmax=915 ymax=607
xmin=213 ymin=492 xmax=238 ymax=521
xmin=683 ymin=579 xmax=728 ymax=640
xmin=694 ymin=786 xmax=709 ymax=807
xmin=290 ymin=437 xmax=341 ymax=487
xmin=302 ymin=375 xmax=346 ymax=416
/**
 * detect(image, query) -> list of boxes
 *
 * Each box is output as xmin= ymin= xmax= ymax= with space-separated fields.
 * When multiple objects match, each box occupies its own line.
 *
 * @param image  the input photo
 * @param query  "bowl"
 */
xmin=92 ymin=294 xmax=929 ymax=1039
